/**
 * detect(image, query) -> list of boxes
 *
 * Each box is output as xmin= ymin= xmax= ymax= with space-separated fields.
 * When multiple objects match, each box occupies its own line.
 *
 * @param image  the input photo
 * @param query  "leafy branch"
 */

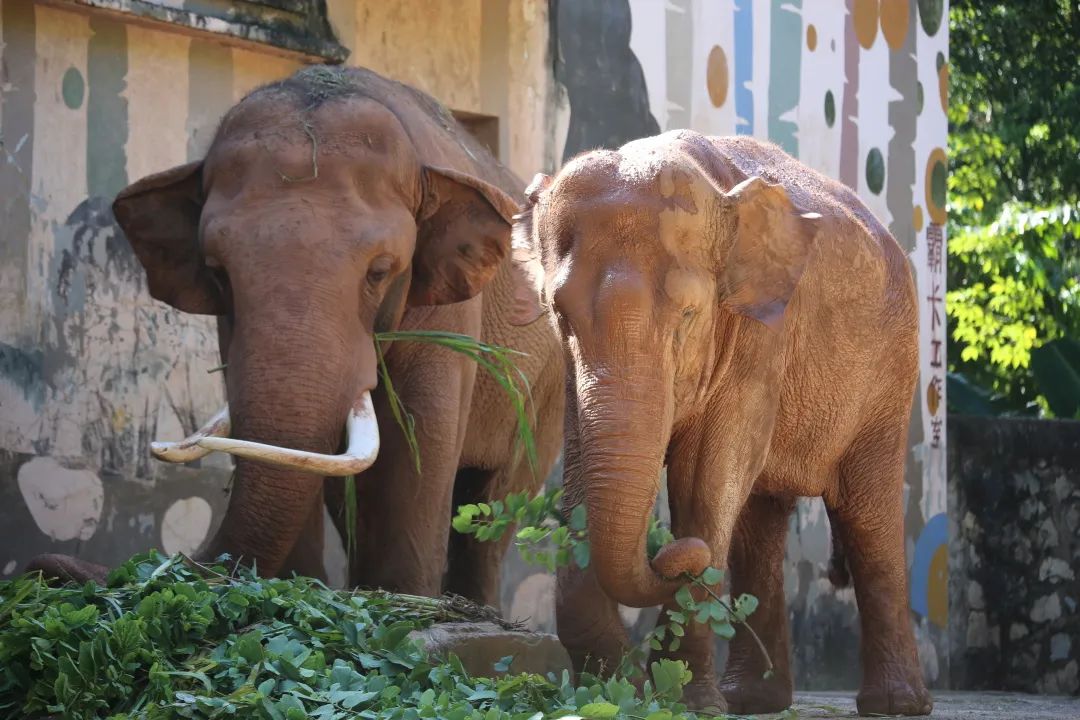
xmin=452 ymin=489 xmax=772 ymax=678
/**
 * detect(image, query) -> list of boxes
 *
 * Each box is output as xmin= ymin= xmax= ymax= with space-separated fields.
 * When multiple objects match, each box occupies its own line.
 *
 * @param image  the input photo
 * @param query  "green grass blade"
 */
xmin=374 ymin=331 xmax=538 ymax=476
xmin=343 ymin=474 xmax=358 ymax=568
xmin=375 ymin=337 xmax=422 ymax=473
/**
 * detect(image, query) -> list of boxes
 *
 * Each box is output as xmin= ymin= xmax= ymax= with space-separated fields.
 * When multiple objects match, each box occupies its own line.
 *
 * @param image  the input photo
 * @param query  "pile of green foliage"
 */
xmin=0 ymin=553 xmax=701 ymax=720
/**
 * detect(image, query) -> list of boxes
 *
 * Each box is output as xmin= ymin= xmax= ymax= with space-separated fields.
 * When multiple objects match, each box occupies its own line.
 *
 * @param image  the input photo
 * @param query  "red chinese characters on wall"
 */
xmin=926 ymin=223 xmax=945 ymax=448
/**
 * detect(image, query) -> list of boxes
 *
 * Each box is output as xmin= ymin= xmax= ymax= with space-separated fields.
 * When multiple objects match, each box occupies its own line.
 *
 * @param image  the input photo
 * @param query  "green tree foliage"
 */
xmin=947 ymin=0 xmax=1080 ymax=415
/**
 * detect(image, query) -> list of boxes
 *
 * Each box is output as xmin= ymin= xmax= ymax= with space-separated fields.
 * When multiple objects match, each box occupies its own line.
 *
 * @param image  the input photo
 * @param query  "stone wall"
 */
xmin=949 ymin=415 xmax=1080 ymax=695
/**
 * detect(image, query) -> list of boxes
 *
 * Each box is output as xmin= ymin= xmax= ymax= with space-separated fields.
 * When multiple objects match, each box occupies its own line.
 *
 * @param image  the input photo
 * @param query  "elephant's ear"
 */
xmin=411 ymin=166 xmax=518 ymax=307
xmin=112 ymin=161 xmax=226 ymax=315
xmin=717 ymin=176 xmax=820 ymax=329
xmin=507 ymin=172 xmax=552 ymax=326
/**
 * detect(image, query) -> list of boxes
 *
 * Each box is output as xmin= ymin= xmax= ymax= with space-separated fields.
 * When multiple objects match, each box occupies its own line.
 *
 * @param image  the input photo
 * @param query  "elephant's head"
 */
xmin=512 ymin=131 xmax=820 ymax=607
xmin=113 ymin=67 xmax=527 ymax=575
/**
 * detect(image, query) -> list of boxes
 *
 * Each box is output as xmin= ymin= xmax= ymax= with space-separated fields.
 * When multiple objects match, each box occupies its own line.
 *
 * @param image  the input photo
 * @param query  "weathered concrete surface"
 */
xmin=949 ymin=416 xmax=1080 ymax=695
xmin=411 ymin=622 xmax=572 ymax=679
xmin=758 ymin=691 xmax=1080 ymax=719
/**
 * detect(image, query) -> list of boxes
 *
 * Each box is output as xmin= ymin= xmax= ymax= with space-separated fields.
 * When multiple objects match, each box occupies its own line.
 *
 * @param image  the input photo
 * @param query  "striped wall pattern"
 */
xmin=0 ymin=1 xmax=302 ymax=574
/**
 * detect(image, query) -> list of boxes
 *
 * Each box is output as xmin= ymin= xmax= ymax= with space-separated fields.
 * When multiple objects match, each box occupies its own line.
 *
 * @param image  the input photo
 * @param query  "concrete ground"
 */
xmin=753 ymin=691 xmax=1080 ymax=719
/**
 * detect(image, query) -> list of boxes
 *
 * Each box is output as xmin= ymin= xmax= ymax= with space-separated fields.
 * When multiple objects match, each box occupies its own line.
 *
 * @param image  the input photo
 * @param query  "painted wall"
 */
xmin=499 ymin=0 xmax=951 ymax=691
xmin=0 ymin=0 xmax=292 ymax=574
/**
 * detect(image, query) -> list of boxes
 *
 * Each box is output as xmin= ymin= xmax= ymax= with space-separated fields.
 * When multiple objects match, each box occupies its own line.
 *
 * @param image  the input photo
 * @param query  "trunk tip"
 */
xmin=650 ymin=537 xmax=711 ymax=580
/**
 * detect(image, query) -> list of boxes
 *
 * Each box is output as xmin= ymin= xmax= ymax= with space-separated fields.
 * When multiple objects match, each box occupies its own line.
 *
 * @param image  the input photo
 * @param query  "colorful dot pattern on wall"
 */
xmin=919 ymin=0 xmax=945 ymax=36
xmin=911 ymin=512 xmax=949 ymax=628
xmin=62 ymin=67 xmax=84 ymax=109
xmin=926 ymin=147 xmax=948 ymax=224
xmin=880 ymin=0 xmax=910 ymax=50
xmin=707 ymin=45 xmax=729 ymax=108
xmin=866 ymin=147 xmax=885 ymax=194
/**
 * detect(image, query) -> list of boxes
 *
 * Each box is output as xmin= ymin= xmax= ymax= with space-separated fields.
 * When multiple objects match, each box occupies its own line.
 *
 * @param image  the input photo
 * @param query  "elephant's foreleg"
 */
xmin=556 ymin=560 xmax=630 ymax=677
xmin=651 ymin=423 xmax=768 ymax=714
xmin=350 ymin=347 xmax=475 ymax=596
xmin=719 ymin=493 xmax=796 ymax=714
xmin=279 ymin=484 xmax=328 ymax=582
xmin=828 ymin=418 xmax=932 ymax=717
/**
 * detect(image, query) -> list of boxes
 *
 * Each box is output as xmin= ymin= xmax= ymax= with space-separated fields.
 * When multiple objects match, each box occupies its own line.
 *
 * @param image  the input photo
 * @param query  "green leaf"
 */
xmin=235 ymin=631 xmax=265 ymax=663
xmin=493 ymin=655 xmax=514 ymax=672
xmin=569 ymin=504 xmax=588 ymax=532
xmin=735 ymin=593 xmax=759 ymax=619
xmin=710 ymin=620 xmax=736 ymax=640
xmin=1031 ymin=338 xmax=1080 ymax=417
xmin=674 ymin=585 xmax=694 ymax=610
xmin=578 ymin=701 xmax=620 ymax=718
xmin=650 ymin=660 xmax=690 ymax=700
xmin=701 ymin=567 xmax=724 ymax=586
xmin=571 ymin=541 xmax=591 ymax=569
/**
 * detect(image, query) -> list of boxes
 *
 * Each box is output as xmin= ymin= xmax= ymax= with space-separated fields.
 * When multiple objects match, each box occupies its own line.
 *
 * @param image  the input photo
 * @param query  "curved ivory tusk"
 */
xmin=194 ymin=391 xmax=380 ymax=477
xmin=151 ymin=406 xmax=231 ymax=463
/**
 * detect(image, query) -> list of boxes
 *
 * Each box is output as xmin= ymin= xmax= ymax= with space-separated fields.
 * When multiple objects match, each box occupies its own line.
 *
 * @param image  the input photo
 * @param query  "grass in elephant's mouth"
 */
xmin=339 ymin=331 xmax=537 ymax=564
xmin=205 ymin=332 xmax=536 ymax=568
xmin=372 ymin=330 xmax=538 ymax=476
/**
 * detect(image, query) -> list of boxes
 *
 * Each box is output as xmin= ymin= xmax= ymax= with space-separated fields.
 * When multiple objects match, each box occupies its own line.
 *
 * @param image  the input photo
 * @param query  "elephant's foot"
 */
xmin=680 ymin=676 xmax=727 ymax=716
xmin=719 ymin=671 xmax=793 ymax=715
xmin=856 ymin=668 xmax=933 ymax=716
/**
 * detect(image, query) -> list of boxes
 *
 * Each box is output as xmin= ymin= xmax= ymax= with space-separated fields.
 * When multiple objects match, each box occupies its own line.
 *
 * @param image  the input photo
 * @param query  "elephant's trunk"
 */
xmin=200 ymin=292 xmax=378 ymax=577
xmin=572 ymin=373 xmax=710 ymax=609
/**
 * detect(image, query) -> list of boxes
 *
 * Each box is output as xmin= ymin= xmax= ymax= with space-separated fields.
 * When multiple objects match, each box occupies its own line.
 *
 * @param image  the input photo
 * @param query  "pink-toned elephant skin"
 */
xmin=512 ymin=130 xmax=930 ymax=716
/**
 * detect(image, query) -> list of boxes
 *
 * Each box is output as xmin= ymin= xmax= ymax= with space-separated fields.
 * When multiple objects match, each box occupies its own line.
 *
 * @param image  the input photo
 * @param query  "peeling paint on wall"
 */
xmin=1 ymin=1 xmax=248 ymax=570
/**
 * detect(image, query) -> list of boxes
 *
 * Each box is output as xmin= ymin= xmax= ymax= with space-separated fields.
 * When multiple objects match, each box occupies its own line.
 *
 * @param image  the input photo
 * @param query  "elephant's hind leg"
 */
xmin=828 ymin=419 xmax=932 ymax=717
xmin=719 ymin=493 xmax=797 ymax=714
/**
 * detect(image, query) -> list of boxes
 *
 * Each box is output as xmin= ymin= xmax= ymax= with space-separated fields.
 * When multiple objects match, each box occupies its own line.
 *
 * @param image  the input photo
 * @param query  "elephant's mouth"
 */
xmin=149 ymin=390 xmax=380 ymax=476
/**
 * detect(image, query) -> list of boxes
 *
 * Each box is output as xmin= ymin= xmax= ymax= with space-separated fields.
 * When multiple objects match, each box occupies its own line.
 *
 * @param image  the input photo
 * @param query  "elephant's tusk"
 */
xmin=151 ymin=406 xmax=231 ymax=463
xmin=194 ymin=391 xmax=380 ymax=477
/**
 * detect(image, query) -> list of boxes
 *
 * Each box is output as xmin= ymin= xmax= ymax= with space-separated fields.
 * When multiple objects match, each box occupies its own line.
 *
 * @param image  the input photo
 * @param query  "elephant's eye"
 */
xmin=367 ymin=256 xmax=394 ymax=285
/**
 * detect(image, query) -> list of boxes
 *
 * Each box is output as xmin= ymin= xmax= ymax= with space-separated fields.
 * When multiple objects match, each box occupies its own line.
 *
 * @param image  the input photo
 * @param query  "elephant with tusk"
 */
xmin=25 ymin=65 xmax=565 ymax=610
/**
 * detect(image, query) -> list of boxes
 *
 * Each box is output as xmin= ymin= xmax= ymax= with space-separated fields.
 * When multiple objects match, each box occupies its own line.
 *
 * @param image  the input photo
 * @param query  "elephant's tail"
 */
xmin=826 ymin=508 xmax=852 ymax=588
